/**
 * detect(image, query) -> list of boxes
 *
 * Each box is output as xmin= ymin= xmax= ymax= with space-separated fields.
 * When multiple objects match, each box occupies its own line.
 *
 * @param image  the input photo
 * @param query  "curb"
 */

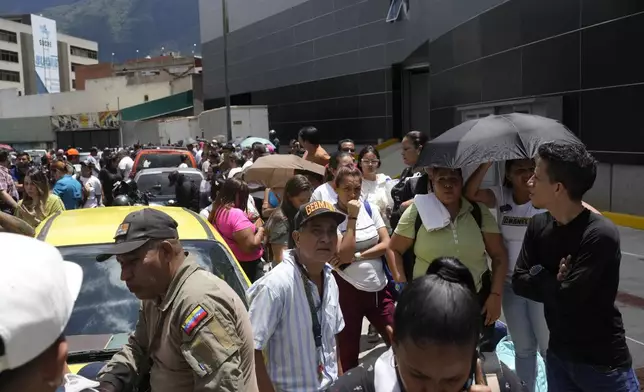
xmin=602 ymin=212 xmax=644 ymax=231
xmin=375 ymin=138 xmax=400 ymax=151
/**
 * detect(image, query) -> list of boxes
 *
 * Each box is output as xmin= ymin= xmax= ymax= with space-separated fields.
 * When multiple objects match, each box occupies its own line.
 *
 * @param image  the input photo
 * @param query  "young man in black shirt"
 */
xmin=513 ymin=143 xmax=639 ymax=391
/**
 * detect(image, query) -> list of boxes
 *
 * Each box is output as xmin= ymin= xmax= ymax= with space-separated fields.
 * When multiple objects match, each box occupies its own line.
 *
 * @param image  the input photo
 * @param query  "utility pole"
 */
xmin=222 ymin=0 xmax=233 ymax=141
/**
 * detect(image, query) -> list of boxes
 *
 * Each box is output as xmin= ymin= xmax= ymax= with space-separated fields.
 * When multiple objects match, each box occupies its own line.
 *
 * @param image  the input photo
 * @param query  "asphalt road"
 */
xmin=358 ymin=225 xmax=644 ymax=371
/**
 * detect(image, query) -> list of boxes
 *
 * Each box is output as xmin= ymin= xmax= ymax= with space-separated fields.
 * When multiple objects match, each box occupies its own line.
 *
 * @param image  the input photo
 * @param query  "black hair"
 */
xmin=267 ymin=174 xmax=313 ymax=248
xmin=537 ymin=142 xmax=597 ymax=201
xmin=393 ymin=257 xmax=481 ymax=348
xmin=325 ymin=151 xmax=353 ymax=181
xmin=404 ymin=130 xmax=429 ymax=150
xmin=16 ymin=151 xmax=30 ymax=159
xmin=0 ymin=150 xmax=9 ymax=163
xmin=298 ymin=126 xmax=321 ymax=145
xmin=253 ymin=143 xmax=267 ymax=155
xmin=502 ymin=159 xmax=535 ymax=189
xmin=338 ymin=139 xmax=355 ymax=151
xmin=210 ymin=177 xmax=250 ymax=222
xmin=357 ymin=145 xmax=381 ymax=171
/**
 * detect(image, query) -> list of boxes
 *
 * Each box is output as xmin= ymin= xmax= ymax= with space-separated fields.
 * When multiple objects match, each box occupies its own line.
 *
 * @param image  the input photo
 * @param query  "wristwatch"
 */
xmin=354 ymin=252 xmax=362 ymax=261
xmin=529 ymin=265 xmax=544 ymax=277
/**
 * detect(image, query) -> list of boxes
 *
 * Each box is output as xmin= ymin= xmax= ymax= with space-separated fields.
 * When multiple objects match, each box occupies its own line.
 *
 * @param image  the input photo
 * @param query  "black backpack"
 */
xmin=402 ymin=200 xmax=482 ymax=281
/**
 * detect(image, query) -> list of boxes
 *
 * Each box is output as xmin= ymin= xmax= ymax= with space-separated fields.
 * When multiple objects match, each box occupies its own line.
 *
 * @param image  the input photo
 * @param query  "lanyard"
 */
xmin=294 ymin=256 xmax=323 ymax=348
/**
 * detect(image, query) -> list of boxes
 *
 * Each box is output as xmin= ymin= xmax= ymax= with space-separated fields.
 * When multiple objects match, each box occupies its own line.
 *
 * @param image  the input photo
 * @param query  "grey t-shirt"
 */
xmin=267 ymin=218 xmax=289 ymax=245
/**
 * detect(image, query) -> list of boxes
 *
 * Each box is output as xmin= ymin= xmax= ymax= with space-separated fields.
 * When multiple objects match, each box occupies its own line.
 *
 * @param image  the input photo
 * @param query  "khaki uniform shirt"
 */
xmin=98 ymin=258 xmax=258 ymax=392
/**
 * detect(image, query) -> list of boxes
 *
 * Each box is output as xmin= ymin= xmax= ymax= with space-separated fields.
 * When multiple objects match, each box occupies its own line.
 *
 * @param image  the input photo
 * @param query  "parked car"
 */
xmin=134 ymin=167 xmax=204 ymax=206
xmin=34 ymin=206 xmax=249 ymax=375
xmin=130 ymin=148 xmax=197 ymax=178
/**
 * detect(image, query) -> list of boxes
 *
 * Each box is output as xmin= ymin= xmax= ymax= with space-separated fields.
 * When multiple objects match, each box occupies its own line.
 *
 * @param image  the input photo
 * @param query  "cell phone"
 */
xmin=462 ymin=351 xmax=478 ymax=390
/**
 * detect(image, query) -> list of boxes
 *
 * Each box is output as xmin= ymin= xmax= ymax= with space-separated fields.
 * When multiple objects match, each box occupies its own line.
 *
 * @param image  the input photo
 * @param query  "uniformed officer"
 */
xmin=94 ymin=208 xmax=258 ymax=392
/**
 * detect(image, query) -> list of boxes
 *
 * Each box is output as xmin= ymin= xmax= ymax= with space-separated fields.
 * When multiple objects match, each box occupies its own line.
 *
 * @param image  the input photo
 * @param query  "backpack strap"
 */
xmin=470 ymin=200 xmax=483 ymax=230
xmin=363 ymin=200 xmax=373 ymax=219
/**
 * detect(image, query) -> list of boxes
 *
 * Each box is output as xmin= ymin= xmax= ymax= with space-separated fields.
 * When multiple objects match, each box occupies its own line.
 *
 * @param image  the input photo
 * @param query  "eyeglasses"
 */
xmin=361 ymin=159 xmax=380 ymax=166
xmin=341 ymin=148 xmax=355 ymax=153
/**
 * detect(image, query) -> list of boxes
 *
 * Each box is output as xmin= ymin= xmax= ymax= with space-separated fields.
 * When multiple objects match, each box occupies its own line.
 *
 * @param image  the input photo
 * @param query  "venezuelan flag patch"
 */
xmin=182 ymin=305 xmax=208 ymax=335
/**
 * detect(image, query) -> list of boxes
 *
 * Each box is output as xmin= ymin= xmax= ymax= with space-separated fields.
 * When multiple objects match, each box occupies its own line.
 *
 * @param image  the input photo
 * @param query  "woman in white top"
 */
xmin=357 ymin=146 xmax=394 ymax=230
xmin=310 ymin=151 xmax=354 ymax=204
xmin=465 ymin=159 xmax=547 ymax=392
xmin=331 ymin=166 xmax=395 ymax=373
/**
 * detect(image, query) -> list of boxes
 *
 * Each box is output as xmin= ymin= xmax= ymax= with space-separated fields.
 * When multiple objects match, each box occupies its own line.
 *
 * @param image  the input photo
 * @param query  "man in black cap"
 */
xmin=95 ymin=208 xmax=257 ymax=392
xmin=247 ymin=201 xmax=347 ymax=391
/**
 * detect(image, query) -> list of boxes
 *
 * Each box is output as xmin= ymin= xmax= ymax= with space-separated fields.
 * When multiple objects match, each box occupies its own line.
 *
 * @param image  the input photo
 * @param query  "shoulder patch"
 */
xmin=182 ymin=305 xmax=209 ymax=335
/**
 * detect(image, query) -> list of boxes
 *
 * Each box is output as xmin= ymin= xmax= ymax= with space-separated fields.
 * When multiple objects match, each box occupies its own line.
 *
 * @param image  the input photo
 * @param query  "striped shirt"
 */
xmin=247 ymin=250 xmax=344 ymax=391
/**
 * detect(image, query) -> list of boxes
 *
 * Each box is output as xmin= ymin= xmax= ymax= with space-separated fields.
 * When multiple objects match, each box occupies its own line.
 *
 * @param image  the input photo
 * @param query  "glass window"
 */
xmin=136 ymin=170 xmax=203 ymax=197
xmin=0 ymin=69 xmax=20 ymax=82
xmin=0 ymin=50 xmax=19 ymax=63
xmin=135 ymin=153 xmax=194 ymax=171
xmin=59 ymin=240 xmax=247 ymax=338
xmin=0 ymin=29 xmax=17 ymax=44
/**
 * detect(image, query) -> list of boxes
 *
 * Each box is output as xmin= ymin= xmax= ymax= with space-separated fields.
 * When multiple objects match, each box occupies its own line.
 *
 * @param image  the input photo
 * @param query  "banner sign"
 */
xmin=31 ymin=14 xmax=60 ymax=94
xmin=51 ymin=111 xmax=121 ymax=132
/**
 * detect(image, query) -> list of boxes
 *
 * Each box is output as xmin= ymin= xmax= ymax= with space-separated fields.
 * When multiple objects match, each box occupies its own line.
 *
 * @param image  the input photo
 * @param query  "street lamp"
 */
xmin=161 ymin=46 xmax=165 ymax=55
xmin=136 ymin=49 xmax=139 ymax=60
xmin=222 ymin=0 xmax=232 ymax=141
xmin=111 ymin=52 xmax=115 ymax=64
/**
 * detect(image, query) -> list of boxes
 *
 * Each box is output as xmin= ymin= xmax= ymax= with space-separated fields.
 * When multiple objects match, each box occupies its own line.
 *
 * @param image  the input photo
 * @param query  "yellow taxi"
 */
xmin=35 ymin=206 xmax=250 ymax=375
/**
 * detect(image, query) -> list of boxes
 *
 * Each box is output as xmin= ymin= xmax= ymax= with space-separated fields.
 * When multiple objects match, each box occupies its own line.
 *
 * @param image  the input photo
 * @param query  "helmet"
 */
xmin=66 ymin=148 xmax=79 ymax=156
xmin=112 ymin=195 xmax=131 ymax=206
xmin=269 ymin=129 xmax=276 ymax=137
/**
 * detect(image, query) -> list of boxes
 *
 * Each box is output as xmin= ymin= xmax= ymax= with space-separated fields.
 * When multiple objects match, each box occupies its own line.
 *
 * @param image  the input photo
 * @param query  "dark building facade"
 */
xmin=200 ymin=0 xmax=644 ymax=213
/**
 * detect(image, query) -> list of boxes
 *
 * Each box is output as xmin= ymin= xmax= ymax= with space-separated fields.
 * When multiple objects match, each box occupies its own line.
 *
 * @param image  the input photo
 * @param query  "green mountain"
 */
xmin=2 ymin=0 xmax=200 ymax=62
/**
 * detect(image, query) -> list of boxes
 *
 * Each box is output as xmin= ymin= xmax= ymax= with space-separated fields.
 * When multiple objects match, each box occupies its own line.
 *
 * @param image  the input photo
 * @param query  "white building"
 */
xmin=0 ymin=14 xmax=98 ymax=95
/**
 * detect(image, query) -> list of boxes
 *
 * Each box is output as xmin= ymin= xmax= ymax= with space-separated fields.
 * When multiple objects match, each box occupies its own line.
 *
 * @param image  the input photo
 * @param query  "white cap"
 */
xmin=0 ymin=233 xmax=83 ymax=372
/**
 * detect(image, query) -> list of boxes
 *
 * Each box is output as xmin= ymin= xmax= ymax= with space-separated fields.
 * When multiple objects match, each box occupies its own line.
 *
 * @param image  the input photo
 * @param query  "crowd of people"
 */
xmin=0 ymin=124 xmax=640 ymax=392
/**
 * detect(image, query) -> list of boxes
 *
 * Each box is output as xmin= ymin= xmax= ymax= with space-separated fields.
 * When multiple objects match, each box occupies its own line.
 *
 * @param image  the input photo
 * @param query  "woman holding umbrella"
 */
xmin=465 ymin=160 xmax=547 ymax=392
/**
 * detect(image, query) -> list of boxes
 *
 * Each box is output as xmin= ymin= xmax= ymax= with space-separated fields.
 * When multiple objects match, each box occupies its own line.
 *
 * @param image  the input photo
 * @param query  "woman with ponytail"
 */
xmin=327 ymin=257 xmax=527 ymax=392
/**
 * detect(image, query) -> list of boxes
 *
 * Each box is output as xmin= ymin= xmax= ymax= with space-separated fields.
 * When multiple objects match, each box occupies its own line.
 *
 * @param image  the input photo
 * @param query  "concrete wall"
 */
xmin=584 ymin=163 xmax=644 ymax=216
xmin=0 ymin=74 xmax=193 ymax=121
xmin=84 ymin=76 xmax=174 ymax=109
xmin=0 ymin=116 xmax=55 ymax=143
xmin=121 ymin=121 xmax=161 ymax=146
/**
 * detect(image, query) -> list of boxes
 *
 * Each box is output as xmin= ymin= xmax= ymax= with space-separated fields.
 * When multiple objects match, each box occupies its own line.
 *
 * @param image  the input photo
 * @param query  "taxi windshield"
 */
xmin=59 ymin=240 xmax=247 ymax=338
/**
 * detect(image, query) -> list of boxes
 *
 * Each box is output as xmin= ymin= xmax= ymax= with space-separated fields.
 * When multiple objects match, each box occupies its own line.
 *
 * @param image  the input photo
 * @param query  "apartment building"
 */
xmin=0 ymin=14 xmax=98 ymax=95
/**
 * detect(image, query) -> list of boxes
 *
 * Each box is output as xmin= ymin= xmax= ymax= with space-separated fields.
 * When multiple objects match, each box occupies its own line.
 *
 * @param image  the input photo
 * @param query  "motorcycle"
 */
xmin=112 ymin=179 xmax=154 ymax=206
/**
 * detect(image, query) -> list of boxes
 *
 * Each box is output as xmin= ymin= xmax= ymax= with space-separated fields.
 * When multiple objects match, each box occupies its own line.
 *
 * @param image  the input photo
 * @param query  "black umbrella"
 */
xmin=418 ymin=113 xmax=583 ymax=168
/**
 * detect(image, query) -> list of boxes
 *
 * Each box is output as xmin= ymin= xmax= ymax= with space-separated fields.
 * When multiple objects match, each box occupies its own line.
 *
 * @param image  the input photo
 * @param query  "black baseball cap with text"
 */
xmin=294 ymin=201 xmax=346 ymax=230
xmin=96 ymin=208 xmax=180 ymax=262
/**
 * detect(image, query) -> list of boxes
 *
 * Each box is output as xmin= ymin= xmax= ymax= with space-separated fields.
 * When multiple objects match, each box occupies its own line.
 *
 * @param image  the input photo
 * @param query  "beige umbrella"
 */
xmin=243 ymin=155 xmax=326 ymax=188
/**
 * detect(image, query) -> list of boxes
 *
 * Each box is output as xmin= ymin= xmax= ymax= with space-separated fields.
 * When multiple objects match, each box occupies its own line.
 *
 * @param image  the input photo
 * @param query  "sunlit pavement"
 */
xmin=357 ymin=225 xmax=644 ymax=375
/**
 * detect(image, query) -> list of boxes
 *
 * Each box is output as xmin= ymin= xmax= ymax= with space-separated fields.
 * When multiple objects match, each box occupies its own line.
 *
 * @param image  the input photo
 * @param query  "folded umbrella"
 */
xmin=243 ymin=154 xmax=326 ymax=188
xmin=418 ymin=113 xmax=583 ymax=168
xmin=240 ymin=137 xmax=275 ymax=149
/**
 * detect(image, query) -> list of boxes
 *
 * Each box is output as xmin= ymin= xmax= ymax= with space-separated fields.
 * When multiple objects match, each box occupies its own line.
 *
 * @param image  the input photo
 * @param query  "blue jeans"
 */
xmin=547 ymin=351 xmax=640 ymax=392
xmin=503 ymin=281 xmax=549 ymax=392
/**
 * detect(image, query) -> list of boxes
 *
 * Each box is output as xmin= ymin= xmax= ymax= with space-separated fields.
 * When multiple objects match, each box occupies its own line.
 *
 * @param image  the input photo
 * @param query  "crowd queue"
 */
xmin=0 ymin=124 xmax=639 ymax=392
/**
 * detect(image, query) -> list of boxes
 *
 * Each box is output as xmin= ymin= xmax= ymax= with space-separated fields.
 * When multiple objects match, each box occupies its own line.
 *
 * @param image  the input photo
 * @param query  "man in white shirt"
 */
xmin=117 ymin=150 xmax=134 ymax=179
xmin=80 ymin=160 xmax=103 ymax=208
xmin=248 ymin=201 xmax=346 ymax=391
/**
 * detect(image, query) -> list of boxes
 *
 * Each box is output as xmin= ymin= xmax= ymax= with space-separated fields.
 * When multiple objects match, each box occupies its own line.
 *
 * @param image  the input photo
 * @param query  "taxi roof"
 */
xmin=36 ymin=206 xmax=220 ymax=247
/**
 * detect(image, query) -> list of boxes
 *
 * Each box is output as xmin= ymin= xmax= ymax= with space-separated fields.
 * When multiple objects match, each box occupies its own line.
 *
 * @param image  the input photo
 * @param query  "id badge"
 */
xmin=316 ymin=347 xmax=325 ymax=383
